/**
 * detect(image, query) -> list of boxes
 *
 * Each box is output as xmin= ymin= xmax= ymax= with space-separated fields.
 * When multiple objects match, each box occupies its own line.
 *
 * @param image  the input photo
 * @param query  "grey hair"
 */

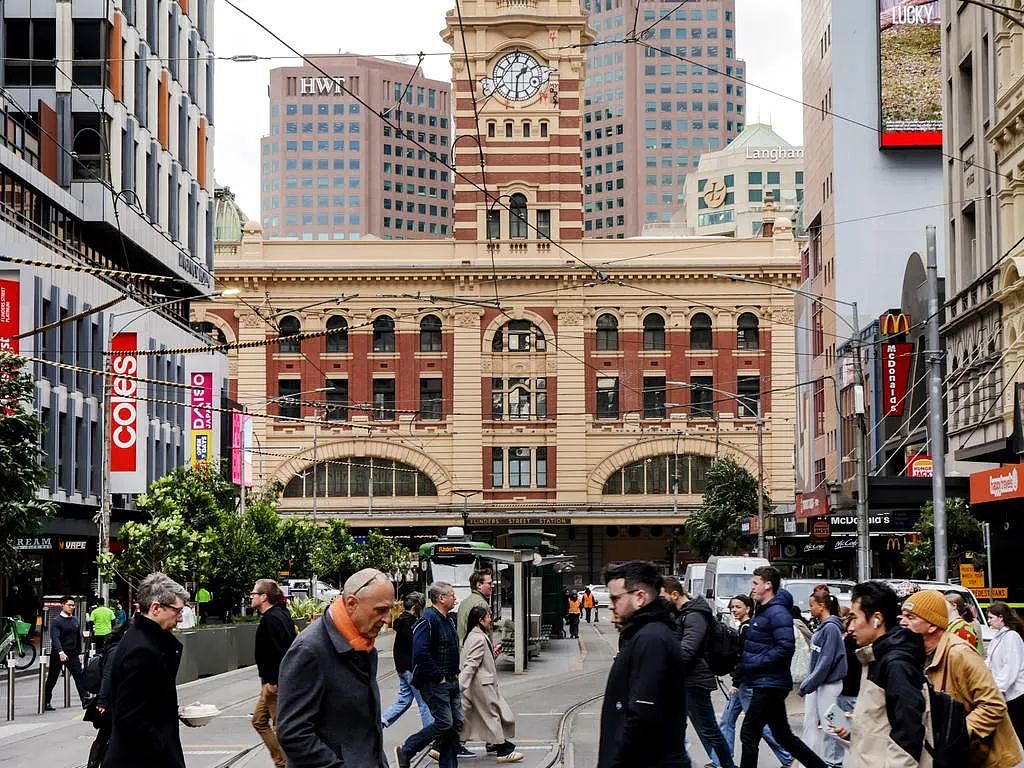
xmin=137 ymin=572 xmax=189 ymax=610
xmin=427 ymin=581 xmax=454 ymax=604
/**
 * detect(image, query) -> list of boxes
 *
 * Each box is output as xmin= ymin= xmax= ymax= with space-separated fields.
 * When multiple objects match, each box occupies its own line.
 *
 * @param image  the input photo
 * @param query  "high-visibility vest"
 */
xmin=568 ymin=598 xmax=582 ymax=615
xmin=582 ymin=593 xmax=595 ymax=609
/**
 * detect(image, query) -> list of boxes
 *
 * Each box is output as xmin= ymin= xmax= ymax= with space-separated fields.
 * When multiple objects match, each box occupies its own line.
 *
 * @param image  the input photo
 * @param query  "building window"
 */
xmin=491 ymin=447 xmax=504 ymax=488
xmin=326 ymin=315 xmax=349 ymax=352
xmin=643 ymin=313 xmax=666 ymax=350
xmin=487 ymin=122 xmax=496 ymax=138
xmin=372 ymin=379 xmax=396 ymax=420
xmin=508 ymin=447 xmax=532 ymax=487
xmin=643 ymin=376 xmax=666 ymax=419
xmin=283 ymin=457 xmax=436 ymax=498
xmin=536 ymin=209 xmax=551 ymax=239
xmin=419 ymin=314 xmax=443 ymax=352
xmin=596 ymin=313 xmax=619 ymax=351
xmin=737 ymin=375 xmax=760 ymax=418
xmin=602 ymin=454 xmax=712 ymax=495
xmin=505 ymin=121 xmax=513 ymax=138
xmin=523 ymin=121 xmax=531 ymax=137
xmin=737 ymin=312 xmax=759 ymax=350
xmin=492 ymin=320 xmax=546 ymax=352
xmin=372 ymin=315 xmax=395 ymax=352
xmin=4 ymin=19 xmax=56 ymax=86
xmin=278 ymin=315 xmax=301 ymax=353
xmin=326 ymin=378 xmax=348 ymax=421
xmin=491 ymin=377 xmax=547 ymax=420
xmin=72 ymin=19 xmax=110 ymax=86
xmin=419 ymin=377 xmax=443 ymax=420
xmin=277 ymin=379 xmax=301 ymax=419
xmin=540 ymin=121 xmax=548 ymax=137
xmin=690 ymin=312 xmax=712 ymax=350
xmin=597 ymin=376 xmax=620 ymax=419
xmin=690 ymin=376 xmax=714 ymax=417
xmin=536 ymin=447 xmax=548 ymax=487
xmin=487 ymin=209 xmax=501 ymax=239
xmin=510 ymin=193 xmax=528 ymax=239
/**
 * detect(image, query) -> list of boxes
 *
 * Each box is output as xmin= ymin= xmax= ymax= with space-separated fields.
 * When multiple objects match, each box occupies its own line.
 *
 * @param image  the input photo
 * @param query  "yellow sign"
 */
xmin=962 ymin=573 xmax=985 ymax=588
xmin=969 ymin=587 xmax=1007 ymax=600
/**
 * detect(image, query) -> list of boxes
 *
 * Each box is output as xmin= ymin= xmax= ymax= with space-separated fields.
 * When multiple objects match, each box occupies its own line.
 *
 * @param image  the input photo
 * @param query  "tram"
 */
xmin=417 ymin=527 xmax=496 ymax=604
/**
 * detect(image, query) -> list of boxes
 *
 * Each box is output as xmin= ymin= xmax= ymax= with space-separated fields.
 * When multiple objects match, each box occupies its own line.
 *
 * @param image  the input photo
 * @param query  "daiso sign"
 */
xmin=110 ymin=332 xmax=139 ymax=472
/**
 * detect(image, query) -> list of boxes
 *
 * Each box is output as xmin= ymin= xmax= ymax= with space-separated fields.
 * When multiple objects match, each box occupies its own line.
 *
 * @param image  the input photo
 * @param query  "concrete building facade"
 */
xmin=260 ymin=56 xmax=453 ymax=241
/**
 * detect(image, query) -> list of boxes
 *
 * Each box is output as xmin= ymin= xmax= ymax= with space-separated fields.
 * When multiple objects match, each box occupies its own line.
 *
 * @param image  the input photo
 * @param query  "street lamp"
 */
xmin=668 ymin=380 xmax=766 ymax=558
xmin=715 ymin=272 xmax=871 ymax=581
xmin=97 ymin=287 xmax=242 ymax=600
xmin=451 ymin=489 xmax=482 ymax=534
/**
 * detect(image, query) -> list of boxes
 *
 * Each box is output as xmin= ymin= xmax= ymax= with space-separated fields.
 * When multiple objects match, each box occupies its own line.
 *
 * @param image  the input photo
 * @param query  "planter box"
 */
xmin=235 ymin=622 xmax=258 ymax=667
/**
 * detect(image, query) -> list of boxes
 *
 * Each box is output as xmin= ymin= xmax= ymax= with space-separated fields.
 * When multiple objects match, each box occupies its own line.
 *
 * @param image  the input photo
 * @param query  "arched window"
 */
xmin=419 ymin=314 xmax=442 ymax=352
xmin=278 ymin=315 xmax=301 ymax=353
xmin=192 ymin=321 xmax=226 ymax=345
xmin=283 ymin=457 xmax=438 ymax=498
xmin=643 ymin=313 xmax=666 ymax=351
xmin=602 ymin=454 xmax=713 ymax=495
xmin=325 ymin=315 xmax=348 ymax=353
xmin=372 ymin=315 xmax=395 ymax=352
xmin=690 ymin=312 xmax=712 ymax=350
xmin=596 ymin=313 xmax=619 ymax=351
xmin=491 ymin=320 xmax=546 ymax=352
xmin=737 ymin=312 xmax=759 ymax=350
xmin=509 ymin=193 xmax=528 ymax=239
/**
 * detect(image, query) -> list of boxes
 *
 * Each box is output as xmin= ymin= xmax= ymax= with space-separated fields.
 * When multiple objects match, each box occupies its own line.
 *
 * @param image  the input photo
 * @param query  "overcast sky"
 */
xmin=214 ymin=0 xmax=802 ymax=218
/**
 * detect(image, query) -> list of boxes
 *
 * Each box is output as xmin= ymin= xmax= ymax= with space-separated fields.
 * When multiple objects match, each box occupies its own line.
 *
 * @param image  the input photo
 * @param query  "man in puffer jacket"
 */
xmin=798 ymin=586 xmax=848 ymax=767
xmin=734 ymin=566 xmax=825 ymax=768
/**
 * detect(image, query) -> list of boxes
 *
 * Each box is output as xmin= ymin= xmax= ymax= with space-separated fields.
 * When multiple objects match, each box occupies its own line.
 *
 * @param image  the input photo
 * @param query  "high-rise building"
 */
xmin=581 ymin=0 xmax=746 ymax=238
xmin=260 ymin=56 xmax=453 ymax=241
xmin=0 ymin=0 xmax=226 ymax=597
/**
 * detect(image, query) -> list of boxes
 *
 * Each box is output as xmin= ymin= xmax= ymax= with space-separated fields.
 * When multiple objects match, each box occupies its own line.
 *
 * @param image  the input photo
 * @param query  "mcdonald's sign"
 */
xmin=880 ymin=312 xmax=912 ymax=336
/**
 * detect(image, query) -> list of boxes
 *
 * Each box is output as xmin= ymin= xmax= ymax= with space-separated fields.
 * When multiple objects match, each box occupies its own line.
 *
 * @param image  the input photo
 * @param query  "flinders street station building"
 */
xmin=201 ymin=0 xmax=801 ymax=579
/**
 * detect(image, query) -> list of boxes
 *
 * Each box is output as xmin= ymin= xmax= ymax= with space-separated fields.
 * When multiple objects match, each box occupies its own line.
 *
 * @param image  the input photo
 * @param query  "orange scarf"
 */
xmin=331 ymin=601 xmax=375 ymax=652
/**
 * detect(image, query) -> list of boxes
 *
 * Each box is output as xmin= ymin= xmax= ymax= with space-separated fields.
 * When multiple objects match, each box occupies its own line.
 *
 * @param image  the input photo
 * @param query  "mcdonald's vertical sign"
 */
xmin=883 ymin=342 xmax=913 ymax=416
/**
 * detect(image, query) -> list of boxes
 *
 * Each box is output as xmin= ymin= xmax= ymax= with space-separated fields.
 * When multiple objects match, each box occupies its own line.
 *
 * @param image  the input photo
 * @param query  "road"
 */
xmin=0 ymin=620 xmax=814 ymax=767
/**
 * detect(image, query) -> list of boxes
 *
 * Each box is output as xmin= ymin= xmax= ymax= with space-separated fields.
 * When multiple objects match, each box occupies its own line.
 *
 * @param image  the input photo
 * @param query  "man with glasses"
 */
xmin=395 ymin=581 xmax=464 ymax=768
xmin=104 ymin=572 xmax=191 ymax=768
xmin=250 ymin=579 xmax=297 ymax=768
xmin=43 ymin=595 xmax=90 ymax=711
xmin=277 ymin=568 xmax=394 ymax=768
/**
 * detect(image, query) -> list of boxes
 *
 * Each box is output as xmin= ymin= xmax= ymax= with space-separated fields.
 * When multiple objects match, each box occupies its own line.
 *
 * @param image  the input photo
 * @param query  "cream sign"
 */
xmin=989 ymin=468 xmax=1019 ymax=499
xmin=299 ymin=76 xmax=345 ymax=96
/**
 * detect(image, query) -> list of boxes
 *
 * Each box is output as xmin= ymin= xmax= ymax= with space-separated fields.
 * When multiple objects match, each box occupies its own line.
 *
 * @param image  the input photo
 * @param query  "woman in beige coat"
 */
xmin=459 ymin=605 xmax=523 ymax=763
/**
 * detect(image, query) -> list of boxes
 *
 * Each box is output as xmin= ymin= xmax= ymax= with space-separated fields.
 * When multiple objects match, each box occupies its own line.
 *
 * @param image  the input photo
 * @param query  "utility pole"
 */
xmin=852 ymin=301 xmax=871 ymax=582
xmin=98 ymin=339 xmax=112 ymax=603
xmin=926 ymin=225 xmax=948 ymax=581
xmin=756 ymin=413 xmax=765 ymax=558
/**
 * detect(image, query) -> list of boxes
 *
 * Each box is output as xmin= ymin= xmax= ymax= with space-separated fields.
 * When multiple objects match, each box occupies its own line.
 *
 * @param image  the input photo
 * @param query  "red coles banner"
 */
xmin=0 ymin=277 xmax=18 ymax=353
xmin=883 ymin=343 xmax=913 ymax=416
xmin=109 ymin=332 xmax=139 ymax=473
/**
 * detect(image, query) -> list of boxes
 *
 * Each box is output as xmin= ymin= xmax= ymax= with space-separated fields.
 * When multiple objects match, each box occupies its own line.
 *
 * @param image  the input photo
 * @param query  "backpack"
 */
xmin=704 ymin=617 xmax=742 ymax=676
xmin=85 ymin=653 xmax=104 ymax=694
xmin=923 ymin=674 xmax=970 ymax=768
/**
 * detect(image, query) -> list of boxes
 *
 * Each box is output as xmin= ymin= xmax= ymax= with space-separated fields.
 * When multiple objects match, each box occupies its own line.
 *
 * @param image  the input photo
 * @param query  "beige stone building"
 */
xmin=200 ymin=0 xmax=801 ymax=577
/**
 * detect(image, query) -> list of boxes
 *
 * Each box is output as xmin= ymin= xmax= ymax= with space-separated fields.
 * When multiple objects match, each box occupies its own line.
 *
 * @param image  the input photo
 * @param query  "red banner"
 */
xmin=883 ymin=343 xmax=913 ymax=416
xmin=970 ymin=464 xmax=1024 ymax=505
xmin=109 ymin=332 xmax=139 ymax=473
xmin=795 ymin=489 xmax=829 ymax=520
xmin=0 ymin=277 xmax=18 ymax=354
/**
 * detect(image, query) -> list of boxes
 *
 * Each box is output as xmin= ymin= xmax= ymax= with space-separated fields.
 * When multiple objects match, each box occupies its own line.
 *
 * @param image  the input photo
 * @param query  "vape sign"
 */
xmin=189 ymin=372 xmax=214 ymax=465
xmin=109 ymin=333 xmax=139 ymax=473
xmin=883 ymin=343 xmax=913 ymax=416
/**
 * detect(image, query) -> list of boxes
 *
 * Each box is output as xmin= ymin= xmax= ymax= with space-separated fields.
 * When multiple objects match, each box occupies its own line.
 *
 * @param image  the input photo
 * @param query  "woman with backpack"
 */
xmin=986 ymin=602 xmax=1024 ymax=742
xmin=798 ymin=587 xmax=847 ymax=768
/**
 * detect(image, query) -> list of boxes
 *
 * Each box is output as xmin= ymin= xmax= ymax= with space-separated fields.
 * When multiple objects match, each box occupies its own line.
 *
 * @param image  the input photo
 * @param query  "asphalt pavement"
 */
xmin=0 ymin=620 xmax=812 ymax=768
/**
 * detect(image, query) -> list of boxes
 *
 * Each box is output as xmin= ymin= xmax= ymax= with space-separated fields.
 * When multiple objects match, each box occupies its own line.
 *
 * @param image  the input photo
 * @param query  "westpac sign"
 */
xmin=299 ymin=76 xmax=345 ymax=96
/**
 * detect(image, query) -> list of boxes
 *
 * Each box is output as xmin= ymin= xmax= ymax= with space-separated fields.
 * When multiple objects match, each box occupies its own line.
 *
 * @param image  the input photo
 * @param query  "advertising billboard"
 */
xmin=109 ymin=332 xmax=147 ymax=493
xmin=232 ymin=410 xmax=254 ymax=487
xmin=189 ymin=371 xmax=214 ymax=466
xmin=878 ymin=0 xmax=942 ymax=148
xmin=0 ymin=276 xmax=19 ymax=354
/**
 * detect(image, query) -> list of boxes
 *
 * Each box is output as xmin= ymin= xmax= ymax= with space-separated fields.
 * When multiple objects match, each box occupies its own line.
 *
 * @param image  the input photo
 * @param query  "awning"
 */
xmin=970 ymin=464 xmax=1024 ymax=505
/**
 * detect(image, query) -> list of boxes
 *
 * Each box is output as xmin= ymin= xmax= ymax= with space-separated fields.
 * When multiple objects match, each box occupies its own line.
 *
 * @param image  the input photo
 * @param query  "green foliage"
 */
xmin=310 ymin=519 xmax=354 ymax=584
xmin=288 ymin=595 xmax=326 ymax=620
xmin=205 ymin=487 xmax=283 ymax=608
xmin=349 ymin=529 xmax=414 ymax=576
xmin=0 ymin=353 xmax=54 ymax=576
xmin=901 ymin=498 xmax=983 ymax=579
xmin=100 ymin=512 xmax=210 ymax=586
xmin=135 ymin=463 xmax=233 ymax=532
xmin=279 ymin=517 xmax=322 ymax=578
xmin=685 ymin=456 xmax=765 ymax=560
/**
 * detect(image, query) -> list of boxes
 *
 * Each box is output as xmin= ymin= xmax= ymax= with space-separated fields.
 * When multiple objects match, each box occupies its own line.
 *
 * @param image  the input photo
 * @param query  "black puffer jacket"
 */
xmin=598 ymin=598 xmax=688 ymax=768
xmin=675 ymin=596 xmax=717 ymax=690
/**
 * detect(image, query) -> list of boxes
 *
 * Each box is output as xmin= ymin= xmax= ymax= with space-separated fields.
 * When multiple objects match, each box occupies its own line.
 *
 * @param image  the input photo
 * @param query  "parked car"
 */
xmin=782 ymin=579 xmax=856 ymax=622
xmin=281 ymin=578 xmax=341 ymax=603
xmin=885 ymin=579 xmax=994 ymax=646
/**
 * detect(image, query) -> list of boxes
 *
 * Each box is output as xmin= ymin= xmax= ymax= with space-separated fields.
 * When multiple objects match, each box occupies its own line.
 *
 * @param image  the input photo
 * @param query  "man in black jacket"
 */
xmin=44 ymin=595 xmax=89 ymax=710
xmin=598 ymin=561 xmax=690 ymax=768
xmin=251 ymin=579 xmax=297 ymax=768
xmin=382 ymin=592 xmax=434 ymax=730
xmin=105 ymin=572 xmax=190 ymax=768
xmin=663 ymin=576 xmax=736 ymax=768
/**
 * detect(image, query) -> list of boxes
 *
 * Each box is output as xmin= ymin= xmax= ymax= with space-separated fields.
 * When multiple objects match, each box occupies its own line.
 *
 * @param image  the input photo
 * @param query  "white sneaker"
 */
xmin=495 ymin=753 xmax=524 ymax=764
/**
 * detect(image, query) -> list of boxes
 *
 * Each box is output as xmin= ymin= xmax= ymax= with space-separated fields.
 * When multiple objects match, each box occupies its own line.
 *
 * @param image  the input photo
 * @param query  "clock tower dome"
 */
xmin=441 ymin=0 xmax=593 ymax=241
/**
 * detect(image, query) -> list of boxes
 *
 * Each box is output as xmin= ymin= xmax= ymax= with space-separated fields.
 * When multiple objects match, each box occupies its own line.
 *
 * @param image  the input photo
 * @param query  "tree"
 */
xmin=0 ymin=353 xmax=54 ymax=576
xmin=205 ymin=487 xmax=282 ymax=608
xmin=685 ymin=456 xmax=764 ymax=560
xmin=349 ymin=529 xmax=413 ymax=577
xmin=99 ymin=512 xmax=210 ymax=587
xmin=902 ymin=497 xmax=983 ymax=579
xmin=310 ymin=519 xmax=355 ymax=585
xmin=279 ymin=517 xmax=322 ymax=578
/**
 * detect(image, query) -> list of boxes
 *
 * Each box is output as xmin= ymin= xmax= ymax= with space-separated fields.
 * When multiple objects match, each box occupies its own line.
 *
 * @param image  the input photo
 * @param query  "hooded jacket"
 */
xmin=799 ymin=613 xmax=848 ymax=696
xmin=734 ymin=588 xmax=796 ymax=690
xmin=597 ymin=598 xmax=688 ymax=768
xmin=847 ymin=626 xmax=930 ymax=768
xmin=675 ymin=595 xmax=717 ymax=690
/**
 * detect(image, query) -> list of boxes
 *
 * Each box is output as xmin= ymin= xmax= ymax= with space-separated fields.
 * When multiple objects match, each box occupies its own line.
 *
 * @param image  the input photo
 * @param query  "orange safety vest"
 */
xmin=568 ymin=598 xmax=582 ymax=615
xmin=582 ymin=593 xmax=595 ymax=609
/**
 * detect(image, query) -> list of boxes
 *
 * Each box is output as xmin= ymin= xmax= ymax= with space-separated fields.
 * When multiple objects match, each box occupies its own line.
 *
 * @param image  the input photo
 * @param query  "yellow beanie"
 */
xmin=902 ymin=589 xmax=950 ymax=629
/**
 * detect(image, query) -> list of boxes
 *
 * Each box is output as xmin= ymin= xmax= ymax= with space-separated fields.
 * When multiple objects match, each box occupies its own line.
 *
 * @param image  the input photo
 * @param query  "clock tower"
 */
xmin=441 ymin=0 xmax=593 ymax=241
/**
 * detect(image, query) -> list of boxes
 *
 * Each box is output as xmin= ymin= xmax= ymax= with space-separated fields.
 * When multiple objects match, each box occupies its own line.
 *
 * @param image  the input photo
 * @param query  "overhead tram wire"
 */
xmin=221 ymin=0 xmax=611 ymax=281
xmin=636 ymin=0 xmax=693 ymax=40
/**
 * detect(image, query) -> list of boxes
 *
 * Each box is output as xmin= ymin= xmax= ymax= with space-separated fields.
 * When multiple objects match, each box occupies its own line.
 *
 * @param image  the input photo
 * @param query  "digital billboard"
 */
xmin=878 ymin=0 xmax=942 ymax=149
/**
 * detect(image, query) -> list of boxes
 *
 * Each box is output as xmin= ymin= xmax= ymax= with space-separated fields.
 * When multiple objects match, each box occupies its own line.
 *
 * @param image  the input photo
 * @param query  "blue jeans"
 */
xmin=382 ymin=670 xmax=434 ymax=729
xmin=402 ymin=679 xmax=464 ymax=768
xmin=686 ymin=687 xmax=736 ymax=768
xmin=715 ymin=684 xmax=792 ymax=767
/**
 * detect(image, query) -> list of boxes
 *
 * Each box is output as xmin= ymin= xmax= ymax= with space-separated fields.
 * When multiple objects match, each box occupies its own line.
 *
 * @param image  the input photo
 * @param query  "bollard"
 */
xmin=37 ymin=656 xmax=47 ymax=714
xmin=62 ymin=662 xmax=70 ymax=708
xmin=6 ymin=652 xmax=15 ymax=721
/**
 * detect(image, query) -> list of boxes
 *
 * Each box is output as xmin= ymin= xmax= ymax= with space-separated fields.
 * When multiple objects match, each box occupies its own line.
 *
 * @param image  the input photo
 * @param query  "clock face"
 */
xmin=491 ymin=50 xmax=549 ymax=102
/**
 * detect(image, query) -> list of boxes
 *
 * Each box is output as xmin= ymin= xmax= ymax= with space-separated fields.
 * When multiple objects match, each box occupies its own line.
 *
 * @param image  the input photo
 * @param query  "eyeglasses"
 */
xmin=609 ymin=589 xmax=639 ymax=605
xmin=249 ymin=592 xmax=264 ymax=597
xmin=353 ymin=574 xmax=382 ymax=595
xmin=160 ymin=603 xmax=186 ymax=616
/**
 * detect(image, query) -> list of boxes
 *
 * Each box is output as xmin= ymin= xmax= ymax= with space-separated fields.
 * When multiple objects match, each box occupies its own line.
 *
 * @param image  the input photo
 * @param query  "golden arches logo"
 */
xmin=880 ymin=313 xmax=911 ymax=336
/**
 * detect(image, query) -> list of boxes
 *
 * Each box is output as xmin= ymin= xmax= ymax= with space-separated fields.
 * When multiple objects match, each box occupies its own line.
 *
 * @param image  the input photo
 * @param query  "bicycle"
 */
xmin=0 ymin=616 xmax=38 ymax=670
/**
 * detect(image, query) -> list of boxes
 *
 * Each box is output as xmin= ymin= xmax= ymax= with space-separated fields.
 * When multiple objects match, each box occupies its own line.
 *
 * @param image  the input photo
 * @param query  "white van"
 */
xmin=703 ymin=555 xmax=770 ymax=621
xmin=683 ymin=563 xmax=706 ymax=600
